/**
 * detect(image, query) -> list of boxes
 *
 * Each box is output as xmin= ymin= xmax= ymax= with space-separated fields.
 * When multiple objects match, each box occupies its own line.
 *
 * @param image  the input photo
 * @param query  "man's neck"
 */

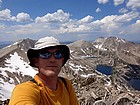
xmin=38 ymin=73 xmax=58 ymax=90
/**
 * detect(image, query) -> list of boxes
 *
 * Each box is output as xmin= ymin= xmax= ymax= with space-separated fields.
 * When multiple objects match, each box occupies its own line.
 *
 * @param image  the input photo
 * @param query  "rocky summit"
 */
xmin=0 ymin=37 xmax=140 ymax=105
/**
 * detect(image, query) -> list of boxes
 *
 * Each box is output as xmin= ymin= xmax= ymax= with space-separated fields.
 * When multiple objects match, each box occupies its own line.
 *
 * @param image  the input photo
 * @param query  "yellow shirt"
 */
xmin=9 ymin=75 xmax=79 ymax=105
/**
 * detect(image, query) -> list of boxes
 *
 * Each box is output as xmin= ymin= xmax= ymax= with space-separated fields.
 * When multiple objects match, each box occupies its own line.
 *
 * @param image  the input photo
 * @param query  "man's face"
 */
xmin=34 ymin=47 xmax=64 ymax=78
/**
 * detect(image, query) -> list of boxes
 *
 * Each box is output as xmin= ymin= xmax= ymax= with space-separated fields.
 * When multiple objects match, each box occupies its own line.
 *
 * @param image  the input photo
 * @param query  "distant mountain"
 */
xmin=0 ymin=41 xmax=13 ymax=49
xmin=0 ymin=44 xmax=10 ymax=49
xmin=0 ymin=37 xmax=140 ymax=104
xmin=0 ymin=41 xmax=13 ymax=44
xmin=0 ymin=38 xmax=37 ymax=101
xmin=93 ymin=36 xmax=140 ymax=65
xmin=131 ymin=40 xmax=140 ymax=44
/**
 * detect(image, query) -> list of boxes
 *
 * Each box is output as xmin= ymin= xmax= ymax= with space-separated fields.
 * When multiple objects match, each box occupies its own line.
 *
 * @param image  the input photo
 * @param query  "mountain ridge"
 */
xmin=0 ymin=36 xmax=140 ymax=104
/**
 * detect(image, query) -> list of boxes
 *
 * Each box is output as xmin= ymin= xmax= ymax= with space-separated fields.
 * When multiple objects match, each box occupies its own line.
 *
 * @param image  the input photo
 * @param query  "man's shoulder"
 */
xmin=58 ymin=77 xmax=72 ymax=89
xmin=14 ymin=80 xmax=39 ymax=90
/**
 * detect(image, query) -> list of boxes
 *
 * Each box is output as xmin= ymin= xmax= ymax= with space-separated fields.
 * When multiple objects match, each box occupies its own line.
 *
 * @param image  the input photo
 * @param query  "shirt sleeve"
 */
xmin=65 ymin=79 xmax=79 ymax=105
xmin=9 ymin=81 xmax=40 ymax=105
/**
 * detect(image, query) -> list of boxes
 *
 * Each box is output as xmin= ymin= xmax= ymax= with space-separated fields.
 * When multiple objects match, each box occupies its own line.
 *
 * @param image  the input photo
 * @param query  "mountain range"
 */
xmin=0 ymin=37 xmax=140 ymax=105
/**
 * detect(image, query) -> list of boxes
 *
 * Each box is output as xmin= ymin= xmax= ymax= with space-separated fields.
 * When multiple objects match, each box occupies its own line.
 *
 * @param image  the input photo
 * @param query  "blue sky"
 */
xmin=0 ymin=0 xmax=140 ymax=42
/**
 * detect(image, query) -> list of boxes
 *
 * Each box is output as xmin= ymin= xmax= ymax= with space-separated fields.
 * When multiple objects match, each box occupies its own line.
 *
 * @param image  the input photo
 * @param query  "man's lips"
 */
xmin=46 ymin=65 xmax=57 ymax=67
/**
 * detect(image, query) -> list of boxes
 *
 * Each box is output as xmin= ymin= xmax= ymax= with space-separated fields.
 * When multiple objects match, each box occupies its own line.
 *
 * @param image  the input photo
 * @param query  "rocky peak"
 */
xmin=16 ymin=38 xmax=36 ymax=50
xmin=0 ymin=37 xmax=140 ymax=104
xmin=94 ymin=37 xmax=106 ymax=43
xmin=68 ymin=40 xmax=94 ymax=51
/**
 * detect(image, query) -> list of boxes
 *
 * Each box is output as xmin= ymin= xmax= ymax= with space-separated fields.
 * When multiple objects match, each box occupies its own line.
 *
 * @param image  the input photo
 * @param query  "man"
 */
xmin=9 ymin=36 xmax=79 ymax=105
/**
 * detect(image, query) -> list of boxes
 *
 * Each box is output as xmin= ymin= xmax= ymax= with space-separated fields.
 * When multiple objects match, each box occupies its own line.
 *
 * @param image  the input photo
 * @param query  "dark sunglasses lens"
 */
xmin=39 ymin=51 xmax=63 ymax=59
xmin=39 ymin=52 xmax=51 ymax=59
xmin=54 ymin=52 xmax=63 ymax=59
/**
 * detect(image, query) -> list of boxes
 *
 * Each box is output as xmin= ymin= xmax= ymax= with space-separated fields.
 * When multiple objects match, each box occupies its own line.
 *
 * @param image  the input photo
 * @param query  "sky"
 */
xmin=0 ymin=0 xmax=140 ymax=42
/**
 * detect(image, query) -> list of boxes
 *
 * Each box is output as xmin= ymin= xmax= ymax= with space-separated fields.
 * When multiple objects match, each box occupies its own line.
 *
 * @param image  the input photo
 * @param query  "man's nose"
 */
xmin=48 ymin=54 xmax=56 ymax=61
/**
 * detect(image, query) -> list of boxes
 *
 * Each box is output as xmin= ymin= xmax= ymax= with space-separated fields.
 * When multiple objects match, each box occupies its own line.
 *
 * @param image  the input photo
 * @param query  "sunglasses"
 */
xmin=39 ymin=51 xmax=64 ymax=59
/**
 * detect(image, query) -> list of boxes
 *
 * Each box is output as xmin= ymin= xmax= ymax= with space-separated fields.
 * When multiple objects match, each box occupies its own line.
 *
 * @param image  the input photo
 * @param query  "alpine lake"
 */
xmin=96 ymin=64 xmax=140 ymax=91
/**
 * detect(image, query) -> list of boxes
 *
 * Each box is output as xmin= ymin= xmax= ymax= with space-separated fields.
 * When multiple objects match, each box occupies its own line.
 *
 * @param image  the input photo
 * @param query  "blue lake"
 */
xmin=129 ymin=79 xmax=140 ymax=91
xmin=96 ymin=65 xmax=140 ymax=91
xmin=96 ymin=65 xmax=112 ymax=75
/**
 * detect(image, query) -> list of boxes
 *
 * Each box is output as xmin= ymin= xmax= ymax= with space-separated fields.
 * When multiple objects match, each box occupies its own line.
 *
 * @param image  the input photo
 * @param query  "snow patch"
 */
xmin=0 ymin=52 xmax=37 ymax=100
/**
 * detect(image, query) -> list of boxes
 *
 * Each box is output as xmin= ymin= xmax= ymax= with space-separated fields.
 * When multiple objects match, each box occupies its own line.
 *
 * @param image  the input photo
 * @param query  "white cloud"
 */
xmin=127 ymin=19 xmax=140 ymax=34
xmin=0 ymin=9 xmax=16 ymax=21
xmin=114 ymin=0 xmax=124 ymax=6
xmin=135 ymin=19 xmax=140 ymax=25
xmin=126 ymin=0 xmax=140 ymax=9
xmin=0 ymin=9 xmax=140 ymax=42
xmin=119 ymin=8 xmax=128 ymax=13
xmin=98 ymin=0 xmax=109 ymax=4
xmin=114 ymin=11 xmax=139 ymax=23
xmin=35 ymin=9 xmax=70 ymax=23
xmin=78 ymin=15 xmax=93 ymax=23
xmin=16 ymin=12 xmax=32 ymax=22
xmin=93 ymin=10 xmax=139 ymax=36
xmin=99 ymin=15 xmax=121 ymax=34
xmin=118 ymin=19 xmax=140 ymax=40
xmin=96 ymin=8 xmax=102 ymax=13
xmin=5 ymin=24 xmax=40 ymax=36
xmin=0 ymin=9 xmax=32 ymax=22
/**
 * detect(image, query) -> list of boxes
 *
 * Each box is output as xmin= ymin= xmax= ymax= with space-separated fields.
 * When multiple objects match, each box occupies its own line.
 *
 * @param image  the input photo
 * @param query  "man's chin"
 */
xmin=45 ymin=71 xmax=58 ymax=76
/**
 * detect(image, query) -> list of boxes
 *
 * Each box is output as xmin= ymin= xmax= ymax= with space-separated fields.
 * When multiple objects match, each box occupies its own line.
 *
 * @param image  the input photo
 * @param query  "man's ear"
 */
xmin=33 ymin=58 xmax=39 ymax=67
